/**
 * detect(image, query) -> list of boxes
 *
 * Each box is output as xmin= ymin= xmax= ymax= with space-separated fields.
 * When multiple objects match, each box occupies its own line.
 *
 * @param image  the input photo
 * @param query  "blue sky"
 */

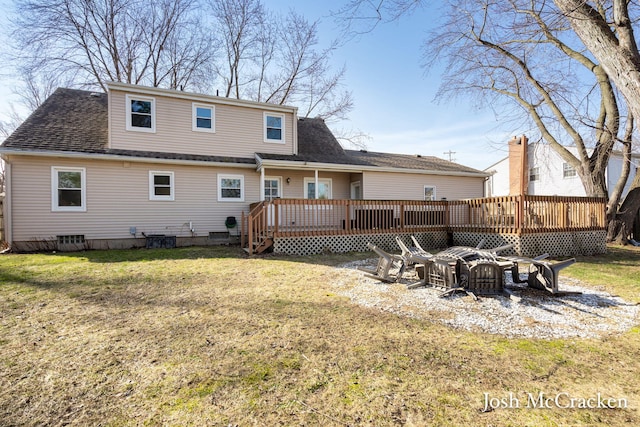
xmin=266 ymin=0 xmax=515 ymax=170
xmin=0 ymin=0 xmax=515 ymax=170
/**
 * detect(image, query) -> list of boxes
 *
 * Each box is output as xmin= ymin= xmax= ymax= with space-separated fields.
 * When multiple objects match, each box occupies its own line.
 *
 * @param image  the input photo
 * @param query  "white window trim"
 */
xmin=563 ymin=162 xmax=577 ymax=179
xmin=51 ymin=167 xmax=87 ymax=212
xmin=264 ymin=176 xmax=282 ymax=201
xmin=530 ymin=166 xmax=540 ymax=182
xmin=264 ymin=112 xmax=285 ymax=143
xmin=126 ymin=94 xmax=156 ymax=133
xmin=192 ymin=103 xmax=215 ymax=133
xmin=218 ymin=174 xmax=245 ymax=202
xmin=424 ymin=185 xmax=436 ymax=201
xmin=149 ymin=171 xmax=175 ymax=201
xmin=350 ymin=181 xmax=362 ymax=200
xmin=304 ymin=178 xmax=333 ymax=199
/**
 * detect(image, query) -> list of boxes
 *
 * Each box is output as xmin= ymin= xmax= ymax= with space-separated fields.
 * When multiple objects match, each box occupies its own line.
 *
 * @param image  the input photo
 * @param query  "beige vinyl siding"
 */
xmin=362 ymin=171 xmax=484 ymax=200
xmin=9 ymin=156 xmax=260 ymax=242
xmin=262 ymin=169 xmax=351 ymax=199
xmin=109 ymin=89 xmax=295 ymax=157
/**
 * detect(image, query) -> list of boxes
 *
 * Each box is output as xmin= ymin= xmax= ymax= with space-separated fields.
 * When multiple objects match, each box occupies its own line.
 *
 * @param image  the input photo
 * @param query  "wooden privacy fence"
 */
xmin=241 ymin=196 xmax=606 ymax=251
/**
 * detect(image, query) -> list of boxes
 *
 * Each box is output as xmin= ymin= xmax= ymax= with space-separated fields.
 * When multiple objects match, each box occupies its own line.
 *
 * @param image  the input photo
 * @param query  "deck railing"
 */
xmin=242 ymin=196 xmax=606 ymax=250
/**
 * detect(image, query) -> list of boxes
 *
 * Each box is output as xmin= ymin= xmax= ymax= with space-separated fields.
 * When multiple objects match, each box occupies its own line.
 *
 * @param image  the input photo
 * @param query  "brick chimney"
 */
xmin=508 ymin=135 xmax=529 ymax=196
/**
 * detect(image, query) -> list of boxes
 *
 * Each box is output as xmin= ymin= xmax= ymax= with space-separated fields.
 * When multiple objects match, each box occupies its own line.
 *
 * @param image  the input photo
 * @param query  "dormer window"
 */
xmin=264 ymin=113 xmax=284 ymax=143
xmin=193 ymin=103 xmax=215 ymax=132
xmin=126 ymin=94 xmax=155 ymax=132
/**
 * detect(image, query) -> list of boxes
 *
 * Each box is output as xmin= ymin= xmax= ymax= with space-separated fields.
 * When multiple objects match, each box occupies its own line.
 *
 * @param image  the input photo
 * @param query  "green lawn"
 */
xmin=1 ymin=245 xmax=639 ymax=426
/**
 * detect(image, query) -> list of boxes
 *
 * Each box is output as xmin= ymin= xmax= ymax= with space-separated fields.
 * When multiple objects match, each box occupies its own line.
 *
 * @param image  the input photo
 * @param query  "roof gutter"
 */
xmin=0 ymin=148 xmax=257 ymax=169
xmin=256 ymin=156 xmax=490 ymax=178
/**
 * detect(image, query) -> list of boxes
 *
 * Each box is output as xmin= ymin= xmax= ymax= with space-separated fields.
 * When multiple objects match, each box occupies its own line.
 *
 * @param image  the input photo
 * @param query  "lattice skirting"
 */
xmin=273 ymin=230 xmax=606 ymax=257
xmin=453 ymin=230 xmax=607 ymax=257
xmin=273 ymin=231 xmax=448 ymax=256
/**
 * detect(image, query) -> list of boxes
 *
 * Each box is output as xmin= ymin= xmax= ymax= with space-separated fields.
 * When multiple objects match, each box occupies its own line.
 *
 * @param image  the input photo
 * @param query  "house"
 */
xmin=485 ymin=137 xmax=640 ymax=199
xmin=0 ymin=83 xmax=489 ymax=252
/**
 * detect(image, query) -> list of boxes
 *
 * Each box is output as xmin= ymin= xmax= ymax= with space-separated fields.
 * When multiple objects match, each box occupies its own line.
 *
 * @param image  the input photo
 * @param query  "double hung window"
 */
xmin=52 ymin=167 xmax=86 ymax=212
xmin=264 ymin=113 xmax=284 ymax=143
xmin=218 ymin=174 xmax=244 ymax=202
xmin=149 ymin=171 xmax=174 ymax=201
xmin=193 ymin=103 xmax=215 ymax=132
xmin=529 ymin=167 xmax=540 ymax=182
xmin=563 ymin=163 xmax=577 ymax=179
xmin=126 ymin=95 xmax=155 ymax=132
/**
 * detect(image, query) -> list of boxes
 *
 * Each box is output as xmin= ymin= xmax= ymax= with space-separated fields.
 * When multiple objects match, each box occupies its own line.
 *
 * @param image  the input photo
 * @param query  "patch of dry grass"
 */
xmin=1 ymin=246 xmax=639 ymax=426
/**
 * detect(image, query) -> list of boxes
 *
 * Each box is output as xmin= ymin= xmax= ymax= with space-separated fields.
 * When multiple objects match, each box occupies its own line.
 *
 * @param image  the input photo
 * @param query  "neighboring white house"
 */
xmin=485 ymin=138 xmax=640 ymax=199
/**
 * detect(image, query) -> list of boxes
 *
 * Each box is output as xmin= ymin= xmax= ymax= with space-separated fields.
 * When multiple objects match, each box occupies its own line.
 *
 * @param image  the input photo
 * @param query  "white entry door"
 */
xmin=264 ymin=177 xmax=282 ymax=226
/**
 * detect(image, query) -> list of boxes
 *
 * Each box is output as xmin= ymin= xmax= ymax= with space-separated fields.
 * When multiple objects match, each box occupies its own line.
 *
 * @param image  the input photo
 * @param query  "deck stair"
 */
xmin=241 ymin=201 xmax=275 ymax=255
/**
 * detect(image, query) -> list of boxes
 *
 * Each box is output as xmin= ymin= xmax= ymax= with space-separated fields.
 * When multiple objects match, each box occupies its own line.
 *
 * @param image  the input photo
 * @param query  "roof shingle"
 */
xmin=2 ymin=87 xmax=485 ymax=175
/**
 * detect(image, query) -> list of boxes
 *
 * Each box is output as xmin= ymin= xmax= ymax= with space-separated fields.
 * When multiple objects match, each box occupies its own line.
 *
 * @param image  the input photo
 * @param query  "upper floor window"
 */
xmin=563 ymin=162 xmax=577 ymax=179
xmin=218 ymin=174 xmax=244 ymax=202
xmin=126 ymin=94 xmax=155 ymax=132
xmin=529 ymin=167 xmax=540 ymax=182
xmin=424 ymin=186 xmax=436 ymax=201
xmin=149 ymin=171 xmax=174 ymax=201
xmin=52 ymin=167 xmax=86 ymax=212
xmin=193 ymin=103 xmax=215 ymax=132
xmin=264 ymin=113 xmax=284 ymax=143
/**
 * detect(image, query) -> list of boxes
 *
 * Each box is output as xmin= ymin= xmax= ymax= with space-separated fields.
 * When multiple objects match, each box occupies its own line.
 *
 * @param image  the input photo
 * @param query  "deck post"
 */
xmin=345 ymin=200 xmax=351 ymax=232
xmin=247 ymin=211 xmax=253 ymax=255
xmin=516 ymin=195 xmax=524 ymax=233
xmin=273 ymin=201 xmax=279 ymax=234
xmin=241 ymin=211 xmax=246 ymax=249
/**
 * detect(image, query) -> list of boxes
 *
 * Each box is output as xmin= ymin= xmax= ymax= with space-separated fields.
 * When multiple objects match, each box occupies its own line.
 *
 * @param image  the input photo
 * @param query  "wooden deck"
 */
xmin=241 ymin=196 xmax=606 ymax=254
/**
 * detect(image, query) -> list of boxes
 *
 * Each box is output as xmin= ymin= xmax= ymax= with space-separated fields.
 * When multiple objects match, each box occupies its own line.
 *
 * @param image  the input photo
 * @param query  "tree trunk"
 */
xmin=607 ymin=175 xmax=640 ymax=244
xmin=554 ymin=0 xmax=640 ymax=124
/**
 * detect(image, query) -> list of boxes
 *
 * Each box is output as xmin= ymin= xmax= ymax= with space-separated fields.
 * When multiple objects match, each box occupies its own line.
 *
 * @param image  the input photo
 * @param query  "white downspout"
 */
xmin=260 ymin=167 xmax=265 ymax=202
xmin=292 ymin=108 xmax=298 ymax=155
xmin=2 ymin=157 xmax=12 ymax=247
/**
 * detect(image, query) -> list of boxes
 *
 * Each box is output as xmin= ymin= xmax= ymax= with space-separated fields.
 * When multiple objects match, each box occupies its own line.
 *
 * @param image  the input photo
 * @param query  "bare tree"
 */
xmin=1 ymin=69 xmax=75 ymax=141
xmin=210 ymin=0 xmax=353 ymax=121
xmin=339 ymin=0 xmax=640 ymax=242
xmin=554 ymin=0 xmax=640 ymax=122
xmin=422 ymin=0 xmax=629 ymax=200
xmin=9 ymin=0 xmax=351 ymax=122
xmin=12 ymin=0 xmax=214 ymax=92
xmin=0 ymin=106 xmax=24 ymax=142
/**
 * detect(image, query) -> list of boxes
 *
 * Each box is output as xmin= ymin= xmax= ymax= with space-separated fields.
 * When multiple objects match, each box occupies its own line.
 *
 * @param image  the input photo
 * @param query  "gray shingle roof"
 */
xmin=257 ymin=117 xmax=370 ymax=166
xmin=2 ymin=88 xmax=485 ymax=175
xmin=259 ymin=117 xmax=485 ymax=175
xmin=2 ymin=88 xmax=108 ymax=152
xmin=1 ymin=88 xmax=255 ymax=165
xmin=344 ymin=150 xmax=484 ymax=174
